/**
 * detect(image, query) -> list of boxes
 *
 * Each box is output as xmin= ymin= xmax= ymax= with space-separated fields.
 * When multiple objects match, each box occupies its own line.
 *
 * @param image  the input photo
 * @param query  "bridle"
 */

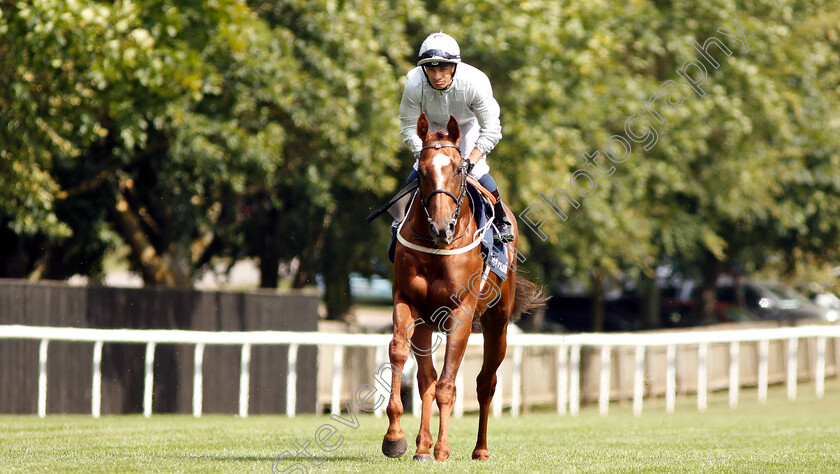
xmin=412 ymin=142 xmax=471 ymax=242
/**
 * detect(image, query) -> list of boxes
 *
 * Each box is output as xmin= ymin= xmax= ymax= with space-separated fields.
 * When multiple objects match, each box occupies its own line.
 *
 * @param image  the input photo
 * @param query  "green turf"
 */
xmin=2 ymin=380 xmax=840 ymax=473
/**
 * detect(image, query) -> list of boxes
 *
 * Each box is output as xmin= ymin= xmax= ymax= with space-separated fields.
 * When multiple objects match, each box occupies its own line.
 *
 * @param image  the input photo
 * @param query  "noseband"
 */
xmin=414 ymin=142 xmax=470 ymax=241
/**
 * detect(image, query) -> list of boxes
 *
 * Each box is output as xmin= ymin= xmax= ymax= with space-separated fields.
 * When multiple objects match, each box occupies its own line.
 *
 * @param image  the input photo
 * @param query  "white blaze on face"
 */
xmin=431 ymin=153 xmax=451 ymax=183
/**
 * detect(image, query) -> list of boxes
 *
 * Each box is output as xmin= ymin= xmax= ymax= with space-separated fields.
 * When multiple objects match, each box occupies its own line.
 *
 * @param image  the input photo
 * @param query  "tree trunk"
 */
xmin=260 ymin=255 xmax=280 ymax=289
xmin=733 ymin=271 xmax=746 ymax=309
xmin=258 ymin=206 xmax=281 ymax=289
xmin=111 ymin=188 xmax=192 ymax=287
xmin=323 ymin=270 xmax=351 ymax=320
xmin=696 ymin=251 xmax=723 ymax=325
xmin=291 ymin=209 xmax=332 ymax=289
xmin=640 ymin=274 xmax=661 ymax=329
xmin=591 ymin=267 xmax=606 ymax=332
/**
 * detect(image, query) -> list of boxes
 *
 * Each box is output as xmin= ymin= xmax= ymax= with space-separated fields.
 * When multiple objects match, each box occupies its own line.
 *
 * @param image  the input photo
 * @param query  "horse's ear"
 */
xmin=447 ymin=115 xmax=460 ymax=143
xmin=417 ymin=113 xmax=429 ymax=140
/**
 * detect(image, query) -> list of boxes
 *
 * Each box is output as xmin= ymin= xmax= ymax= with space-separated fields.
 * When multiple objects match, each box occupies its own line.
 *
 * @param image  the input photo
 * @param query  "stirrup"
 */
xmin=494 ymin=218 xmax=513 ymax=244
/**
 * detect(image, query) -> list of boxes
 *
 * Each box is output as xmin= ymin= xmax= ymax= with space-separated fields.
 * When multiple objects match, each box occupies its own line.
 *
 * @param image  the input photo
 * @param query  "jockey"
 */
xmin=399 ymin=32 xmax=514 ymax=244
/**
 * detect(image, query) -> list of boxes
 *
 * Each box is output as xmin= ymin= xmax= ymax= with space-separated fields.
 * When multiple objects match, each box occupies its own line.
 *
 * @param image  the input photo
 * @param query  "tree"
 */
xmin=4 ymin=0 xmax=839 ymax=328
xmin=1 ymin=0 xmax=407 ymax=317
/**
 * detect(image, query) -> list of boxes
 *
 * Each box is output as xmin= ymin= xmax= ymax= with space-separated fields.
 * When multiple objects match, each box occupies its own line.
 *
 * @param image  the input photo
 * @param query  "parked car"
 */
xmin=316 ymin=273 xmax=394 ymax=303
xmin=660 ymin=279 xmax=839 ymax=326
xmin=717 ymin=280 xmax=839 ymax=324
xmin=660 ymin=281 xmax=760 ymax=327
xmin=810 ymin=291 xmax=840 ymax=323
xmin=348 ymin=273 xmax=393 ymax=302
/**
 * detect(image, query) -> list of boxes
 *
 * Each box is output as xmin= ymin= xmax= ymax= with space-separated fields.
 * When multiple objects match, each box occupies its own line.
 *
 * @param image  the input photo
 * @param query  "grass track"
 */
xmin=3 ymin=380 xmax=840 ymax=473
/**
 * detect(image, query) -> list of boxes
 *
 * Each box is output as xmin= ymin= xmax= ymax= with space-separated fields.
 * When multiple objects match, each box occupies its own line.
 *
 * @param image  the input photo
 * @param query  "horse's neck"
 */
xmin=455 ymin=198 xmax=476 ymax=236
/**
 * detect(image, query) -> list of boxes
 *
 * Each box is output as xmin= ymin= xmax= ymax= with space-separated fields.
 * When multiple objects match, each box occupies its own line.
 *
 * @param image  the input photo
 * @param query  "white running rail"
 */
xmin=2 ymin=324 xmax=839 ymax=418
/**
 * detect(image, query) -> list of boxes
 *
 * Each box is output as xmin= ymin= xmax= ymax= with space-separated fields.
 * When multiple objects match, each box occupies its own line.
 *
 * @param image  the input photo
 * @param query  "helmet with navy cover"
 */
xmin=417 ymin=32 xmax=461 ymax=67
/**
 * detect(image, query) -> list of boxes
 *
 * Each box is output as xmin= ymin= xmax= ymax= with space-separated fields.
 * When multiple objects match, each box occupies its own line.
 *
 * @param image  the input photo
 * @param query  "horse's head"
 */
xmin=416 ymin=113 xmax=469 ymax=247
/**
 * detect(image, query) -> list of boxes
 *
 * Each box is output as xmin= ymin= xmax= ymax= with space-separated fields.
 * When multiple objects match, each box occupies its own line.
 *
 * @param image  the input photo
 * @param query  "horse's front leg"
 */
xmin=434 ymin=310 xmax=473 ymax=462
xmin=409 ymin=323 xmax=437 ymax=461
xmin=382 ymin=298 xmax=413 ymax=458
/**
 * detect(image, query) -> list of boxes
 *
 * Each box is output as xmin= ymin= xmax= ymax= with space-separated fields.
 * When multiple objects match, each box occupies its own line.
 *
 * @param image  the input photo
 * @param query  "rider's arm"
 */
xmin=469 ymin=70 xmax=502 ymax=163
xmin=399 ymin=69 xmax=425 ymax=157
xmin=466 ymin=148 xmax=483 ymax=166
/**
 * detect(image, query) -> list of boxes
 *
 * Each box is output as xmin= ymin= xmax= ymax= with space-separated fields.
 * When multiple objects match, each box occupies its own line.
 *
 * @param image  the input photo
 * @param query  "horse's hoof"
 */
xmin=434 ymin=448 xmax=450 ymax=462
xmin=381 ymin=436 xmax=407 ymax=458
xmin=472 ymin=449 xmax=490 ymax=460
xmin=413 ymin=454 xmax=434 ymax=462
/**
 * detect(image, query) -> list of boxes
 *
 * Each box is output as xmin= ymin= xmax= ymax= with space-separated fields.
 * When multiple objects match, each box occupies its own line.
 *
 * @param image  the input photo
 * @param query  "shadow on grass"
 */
xmin=165 ymin=455 xmax=277 ymax=462
xmin=168 ymin=453 xmax=372 ymax=463
xmin=267 ymin=454 xmax=373 ymax=462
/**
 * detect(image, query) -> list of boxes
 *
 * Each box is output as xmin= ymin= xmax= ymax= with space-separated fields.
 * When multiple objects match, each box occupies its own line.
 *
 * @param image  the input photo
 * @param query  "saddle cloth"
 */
xmin=388 ymin=180 xmax=510 ymax=280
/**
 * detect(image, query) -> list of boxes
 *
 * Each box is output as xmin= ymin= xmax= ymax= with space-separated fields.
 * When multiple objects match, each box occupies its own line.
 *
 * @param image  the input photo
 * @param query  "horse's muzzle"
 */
xmin=429 ymin=220 xmax=456 ymax=246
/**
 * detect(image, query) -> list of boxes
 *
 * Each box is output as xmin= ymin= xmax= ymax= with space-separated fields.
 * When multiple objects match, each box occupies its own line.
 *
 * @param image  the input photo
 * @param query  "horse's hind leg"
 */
xmin=382 ymin=299 xmax=413 ymax=458
xmin=472 ymin=311 xmax=509 ymax=460
xmin=409 ymin=324 xmax=437 ymax=461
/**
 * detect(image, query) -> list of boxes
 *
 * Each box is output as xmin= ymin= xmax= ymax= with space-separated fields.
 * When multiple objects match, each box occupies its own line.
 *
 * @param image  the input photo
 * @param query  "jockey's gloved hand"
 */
xmin=465 ymin=159 xmax=475 ymax=175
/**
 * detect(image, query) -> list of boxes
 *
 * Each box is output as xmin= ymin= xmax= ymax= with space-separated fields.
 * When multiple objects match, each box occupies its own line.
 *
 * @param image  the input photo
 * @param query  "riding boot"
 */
xmin=492 ymin=198 xmax=514 ymax=244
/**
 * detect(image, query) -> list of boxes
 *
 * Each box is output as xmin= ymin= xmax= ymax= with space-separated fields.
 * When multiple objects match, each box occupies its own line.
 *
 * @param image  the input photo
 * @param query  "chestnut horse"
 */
xmin=382 ymin=113 xmax=545 ymax=462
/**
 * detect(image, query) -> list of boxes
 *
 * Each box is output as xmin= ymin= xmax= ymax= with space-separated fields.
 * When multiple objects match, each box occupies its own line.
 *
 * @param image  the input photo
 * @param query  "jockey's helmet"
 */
xmin=417 ymin=32 xmax=461 ymax=67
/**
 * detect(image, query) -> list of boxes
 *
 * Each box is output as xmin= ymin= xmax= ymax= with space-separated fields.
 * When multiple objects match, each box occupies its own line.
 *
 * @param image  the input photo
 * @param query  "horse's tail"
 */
xmin=511 ymin=271 xmax=549 ymax=322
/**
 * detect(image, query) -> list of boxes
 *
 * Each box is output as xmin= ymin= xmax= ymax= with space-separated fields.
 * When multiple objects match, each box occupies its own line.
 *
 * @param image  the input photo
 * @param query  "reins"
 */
xmin=396 ymin=193 xmax=486 ymax=256
xmin=400 ymin=141 xmax=489 ymax=255
xmin=409 ymin=142 xmax=470 ymax=243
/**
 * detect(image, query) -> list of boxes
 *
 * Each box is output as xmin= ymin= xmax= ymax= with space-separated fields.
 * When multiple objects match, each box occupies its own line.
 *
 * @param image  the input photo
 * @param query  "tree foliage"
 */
xmin=2 ymin=0 xmax=839 ymax=325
